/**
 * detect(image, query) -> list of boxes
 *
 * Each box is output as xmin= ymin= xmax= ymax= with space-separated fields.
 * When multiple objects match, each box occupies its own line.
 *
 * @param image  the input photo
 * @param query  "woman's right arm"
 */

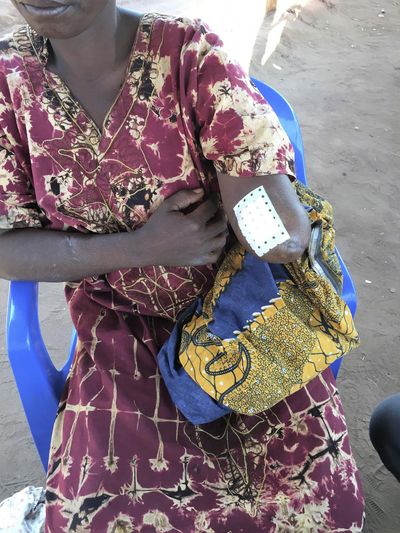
xmin=0 ymin=227 xmax=147 ymax=282
xmin=0 ymin=189 xmax=228 ymax=282
xmin=0 ymin=78 xmax=226 ymax=283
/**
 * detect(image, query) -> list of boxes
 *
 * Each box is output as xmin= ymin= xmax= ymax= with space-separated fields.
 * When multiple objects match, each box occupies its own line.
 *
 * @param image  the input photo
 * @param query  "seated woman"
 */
xmin=0 ymin=1 xmax=364 ymax=531
xmin=370 ymin=394 xmax=400 ymax=482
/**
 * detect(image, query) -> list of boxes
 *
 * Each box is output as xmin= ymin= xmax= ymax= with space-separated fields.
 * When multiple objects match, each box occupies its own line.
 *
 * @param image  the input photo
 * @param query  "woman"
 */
xmin=0 ymin=1 xmax=364 ymax=531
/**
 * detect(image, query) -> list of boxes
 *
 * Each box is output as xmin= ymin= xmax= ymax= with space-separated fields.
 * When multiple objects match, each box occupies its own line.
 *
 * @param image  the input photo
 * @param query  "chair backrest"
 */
xmin=251 ymin=79 xmax=357 ymax=379
xmin=6 ymin=79 xmax=357 ymax=470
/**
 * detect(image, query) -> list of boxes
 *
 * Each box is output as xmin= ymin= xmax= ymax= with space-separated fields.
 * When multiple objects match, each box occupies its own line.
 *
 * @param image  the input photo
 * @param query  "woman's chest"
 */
xmin=16 ymin=77 xmax=209 ymax=233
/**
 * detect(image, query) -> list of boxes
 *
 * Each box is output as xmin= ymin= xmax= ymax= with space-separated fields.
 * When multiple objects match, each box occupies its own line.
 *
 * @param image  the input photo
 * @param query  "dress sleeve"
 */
xmin=180 ymin=20 xmax=296 ymax=179
xmin=0 ymin=75 xmax=44 ymax=229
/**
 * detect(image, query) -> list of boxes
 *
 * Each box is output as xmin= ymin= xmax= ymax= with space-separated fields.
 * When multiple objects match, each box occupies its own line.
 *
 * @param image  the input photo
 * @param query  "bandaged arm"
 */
xmin=217 ymin=172 xmax=311 ymax=264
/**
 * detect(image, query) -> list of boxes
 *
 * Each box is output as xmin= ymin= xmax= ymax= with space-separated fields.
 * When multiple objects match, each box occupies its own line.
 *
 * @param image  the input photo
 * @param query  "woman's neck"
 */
xmin=47 ymin=5 xmax=140 ymax=82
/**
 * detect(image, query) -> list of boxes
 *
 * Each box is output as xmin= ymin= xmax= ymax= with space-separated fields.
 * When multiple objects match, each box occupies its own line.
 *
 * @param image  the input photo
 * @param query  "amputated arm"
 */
xmin=217 ymin=172 xmax=311 ymax=263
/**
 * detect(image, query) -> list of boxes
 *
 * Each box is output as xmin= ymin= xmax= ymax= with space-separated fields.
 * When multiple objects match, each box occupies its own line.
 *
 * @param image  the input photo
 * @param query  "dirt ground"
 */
xmin=0 ymin=0 xmax=399 ymax=531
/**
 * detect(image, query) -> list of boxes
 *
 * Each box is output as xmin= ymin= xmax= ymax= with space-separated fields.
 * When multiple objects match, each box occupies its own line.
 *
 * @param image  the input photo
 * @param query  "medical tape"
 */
xmin=233 ymin=186 xmax=290 ymax=257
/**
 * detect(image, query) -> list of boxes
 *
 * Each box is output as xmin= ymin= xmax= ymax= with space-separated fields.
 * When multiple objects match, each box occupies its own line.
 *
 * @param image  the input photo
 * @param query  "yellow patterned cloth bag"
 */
xmin=178 ymin=181 xmax=360 ymax=415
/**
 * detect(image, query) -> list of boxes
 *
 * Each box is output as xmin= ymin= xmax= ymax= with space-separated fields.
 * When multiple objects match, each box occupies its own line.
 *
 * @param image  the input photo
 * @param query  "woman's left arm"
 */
xmin=217 ymin=172 xmax=311 ymax=264
xmin=180 ymin=19 xmax=311 ymax=262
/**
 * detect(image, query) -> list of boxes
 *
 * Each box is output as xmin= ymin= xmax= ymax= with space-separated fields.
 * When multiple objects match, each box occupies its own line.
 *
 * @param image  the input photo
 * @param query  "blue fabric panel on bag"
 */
xmin=208 ymin=255 xmax=288 ymax=339
xmin=157 ymin=299 xmax=232 ymax=425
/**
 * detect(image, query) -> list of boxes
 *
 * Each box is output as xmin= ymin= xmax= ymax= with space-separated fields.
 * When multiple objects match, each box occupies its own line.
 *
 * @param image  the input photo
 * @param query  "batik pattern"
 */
xmin=0 ymin=12 xmax=364 ymax=531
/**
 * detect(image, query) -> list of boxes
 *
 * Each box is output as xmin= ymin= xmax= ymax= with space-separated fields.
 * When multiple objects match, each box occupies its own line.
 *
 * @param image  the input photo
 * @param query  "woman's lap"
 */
xmin=45 ymin=309 xmax=364 ymax=532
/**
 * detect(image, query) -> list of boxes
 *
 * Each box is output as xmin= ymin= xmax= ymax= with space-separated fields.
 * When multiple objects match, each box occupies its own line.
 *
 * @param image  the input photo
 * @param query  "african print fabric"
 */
xmin=176 ymin=181 xmax=360 ymax=417
xmin=0 ymin=12 xmax=364 ymax=532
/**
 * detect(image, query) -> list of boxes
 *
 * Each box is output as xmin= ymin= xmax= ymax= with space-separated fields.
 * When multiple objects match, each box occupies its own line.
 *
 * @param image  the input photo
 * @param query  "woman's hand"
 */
xmin=137 ymin=189 xmax=229 ymax=267
xmin=0 ymin=189 xmax=228 ymax=282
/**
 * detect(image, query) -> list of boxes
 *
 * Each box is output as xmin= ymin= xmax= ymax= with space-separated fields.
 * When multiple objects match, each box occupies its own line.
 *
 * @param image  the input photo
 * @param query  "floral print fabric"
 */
xmin=0 ymin=12 xmax=364 ymax=532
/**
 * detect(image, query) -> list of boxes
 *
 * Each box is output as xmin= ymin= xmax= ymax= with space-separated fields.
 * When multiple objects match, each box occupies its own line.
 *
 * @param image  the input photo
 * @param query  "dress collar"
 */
xmin=28 ymin=26 xmax=49 ymax=65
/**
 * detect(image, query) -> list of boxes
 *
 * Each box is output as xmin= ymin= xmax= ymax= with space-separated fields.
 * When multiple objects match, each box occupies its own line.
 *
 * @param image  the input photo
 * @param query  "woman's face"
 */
xmin=11 ymin=0 xmax=114 ymax=38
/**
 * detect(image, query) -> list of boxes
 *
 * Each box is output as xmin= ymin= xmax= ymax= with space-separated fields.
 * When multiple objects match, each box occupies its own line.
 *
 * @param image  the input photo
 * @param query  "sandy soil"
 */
xmin=0 ymin=1 xmax=399 ymax=531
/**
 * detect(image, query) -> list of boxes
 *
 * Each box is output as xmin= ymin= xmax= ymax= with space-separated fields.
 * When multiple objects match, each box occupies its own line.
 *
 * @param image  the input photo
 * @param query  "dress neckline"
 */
xmin=25 ymin=12 xmax=153 ymax=144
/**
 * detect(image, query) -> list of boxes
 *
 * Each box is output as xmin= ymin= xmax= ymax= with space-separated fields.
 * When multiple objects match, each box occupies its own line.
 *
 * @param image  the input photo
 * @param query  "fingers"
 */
xmin=204 ymin=209 xmax=228 ymax=239
xmin=163 ymin=189 xmax=204 ymax=212
xmin=152 ymin=189 xmax=229 ymax=266
xmin=199 ymin=229 xmax=228 ymax=264
xmin=210 ymin=231 xmax=228 ymax=251
xmin=162 ymin=191 xmax=221 ymax=227
xmin=204 ymin=233 xmax=226 ymax=264
xmin=190 ymin=194 xmax=220 ymax=225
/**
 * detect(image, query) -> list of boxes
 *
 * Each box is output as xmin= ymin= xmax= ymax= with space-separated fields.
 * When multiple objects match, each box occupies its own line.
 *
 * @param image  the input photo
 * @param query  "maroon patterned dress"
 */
xmin=0 ymin=13 xmax=364 ymax=532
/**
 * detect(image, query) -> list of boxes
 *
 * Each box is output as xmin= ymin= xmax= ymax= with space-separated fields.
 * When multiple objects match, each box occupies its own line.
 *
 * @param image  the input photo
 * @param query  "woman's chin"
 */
xmin=14 ymin=1 xmax=86 ymax=39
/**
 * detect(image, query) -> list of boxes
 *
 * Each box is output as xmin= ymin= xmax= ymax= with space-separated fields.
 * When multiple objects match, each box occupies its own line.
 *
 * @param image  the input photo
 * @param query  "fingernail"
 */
xmin=193 ymin=188 xmax=203 ymax=193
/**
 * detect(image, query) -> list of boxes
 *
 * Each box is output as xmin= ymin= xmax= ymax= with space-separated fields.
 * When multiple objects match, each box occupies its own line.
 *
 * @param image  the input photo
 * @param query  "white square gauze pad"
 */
xmin=233 ymin=186 xmax=290 ymax=257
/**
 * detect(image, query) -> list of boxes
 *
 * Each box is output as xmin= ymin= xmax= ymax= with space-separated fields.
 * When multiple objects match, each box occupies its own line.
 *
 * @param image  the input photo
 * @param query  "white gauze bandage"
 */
xmin=233 ymin=186 xmax=290 ymax=257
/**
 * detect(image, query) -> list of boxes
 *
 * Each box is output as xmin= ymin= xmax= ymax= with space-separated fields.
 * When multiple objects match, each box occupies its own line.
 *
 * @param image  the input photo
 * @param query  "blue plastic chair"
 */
xmin=6 ymin=79 xmax=357 ymax=471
